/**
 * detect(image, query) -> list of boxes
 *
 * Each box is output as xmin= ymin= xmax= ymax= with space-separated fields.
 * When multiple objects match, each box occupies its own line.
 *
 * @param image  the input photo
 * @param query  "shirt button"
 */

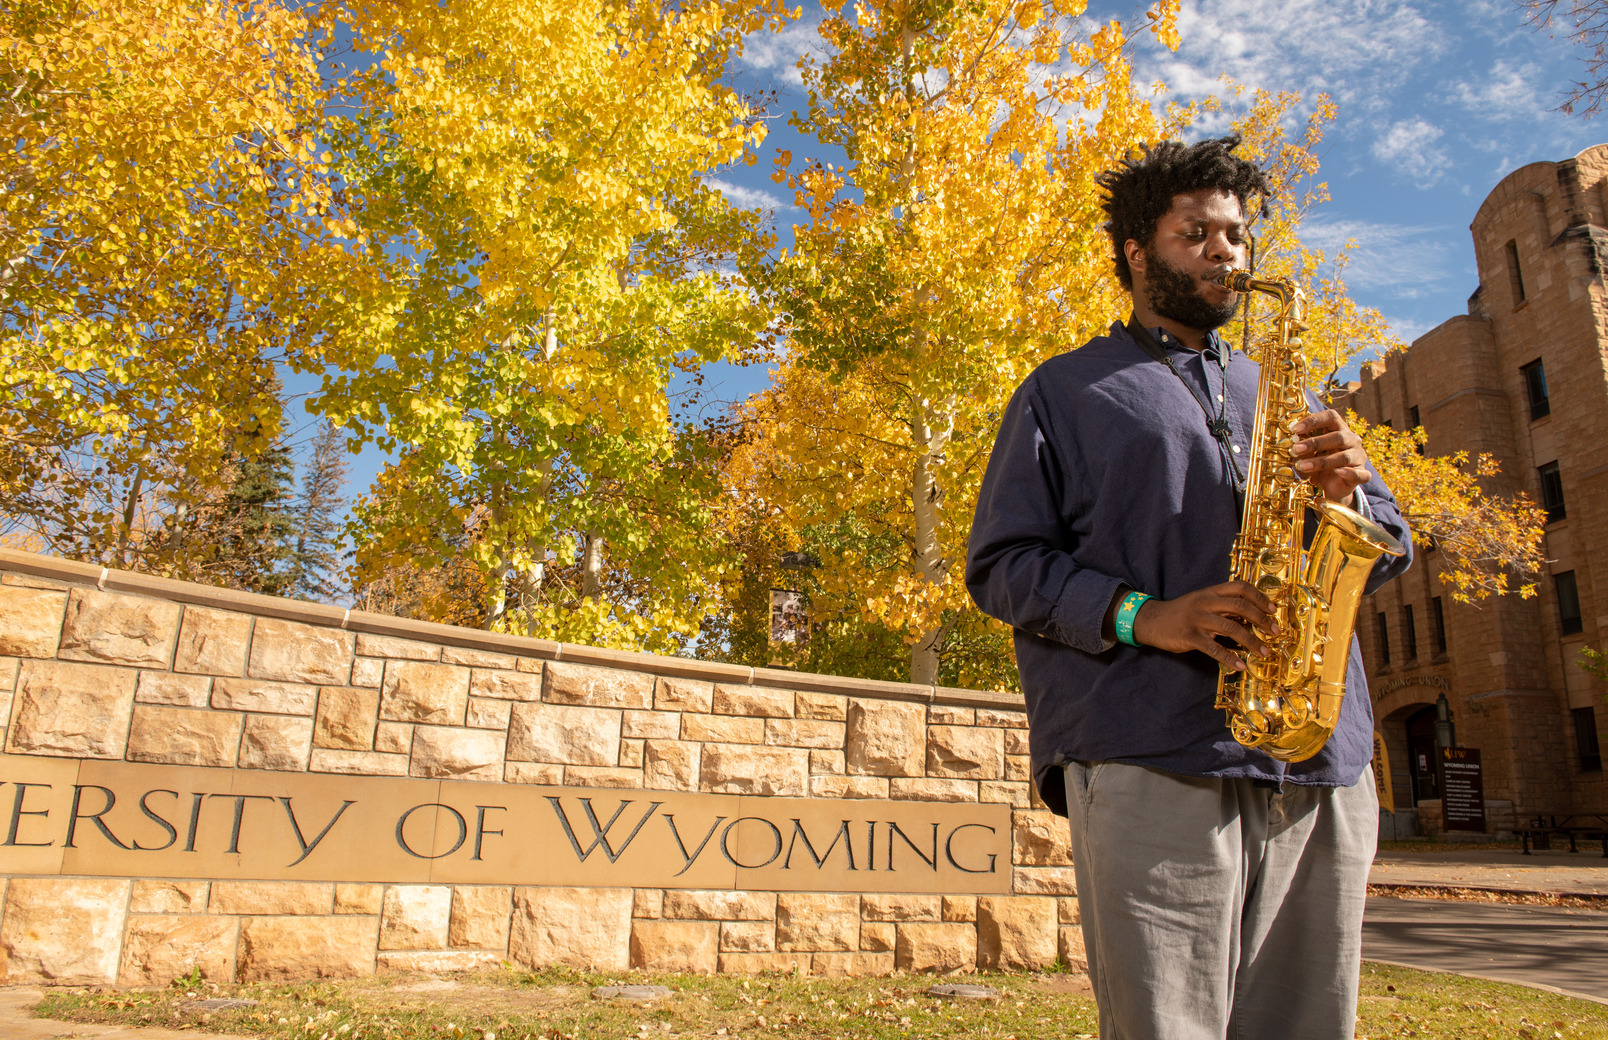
xmin=1232 ymin=445 xmax=1242 ymax=453
xmin=1217 ymin=395 xmax=1224 ymax=402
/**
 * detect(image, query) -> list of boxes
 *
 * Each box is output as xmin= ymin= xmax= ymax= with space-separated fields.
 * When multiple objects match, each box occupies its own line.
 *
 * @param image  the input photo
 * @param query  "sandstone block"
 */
xmin=237 ymin=916 xmax=377 ymax=981
xmin=1005 ymin=755 xmax=1031 ymax=781
xmin=465 ymin=697 xmax=513 ymax=730
xmin=776 ymin=893 xmax=857 ymax=953
xmin=213 ymin=677 xmax=319 ymax=715
xmin=630 ymin=920 xmax=718 ymax=973
xmin=894 ymin=922 xmax=976 ymax=974
xmin=309 ymin=748 xmax=408 ymax=776
xmin=942 ymin=896 xmax=977 ymax=923
xmin=809 ymin=775 xmax=889 ymax=799
xmin=1013 ymin=867 xmax=1078 ymax=896
xmin=507 ymin=702 xmax=620 ymax=765
xmin=813 ymin=952 xmax=893 ymax=977
xmin=700 ymin=744 xmax=808 ymax=797
xmin=662 ymin=890 xmax=775 ymax=922
xmin=861 ymin=894 xmax=940 ymax=922
xmin=654 ymin=676 xmax=712 ymax=713
xmin=314 ymin=687 xmax=379 ymax=750
xmin=977 ymin=896 xmax=1057 ymax=970
xmin=380 ymin=885 xmax=452 ymax=950
xmin=1057 ymin=898 xmax=1080 ymax=925
xmin=355 ymin=633 xmax=439 ymax=660
xmin=860 ymin=921 xmax=895 ymax=952
xmin=131 ymin=880 xmax=209 ymax=914
xmin=1057 ymin=925 xmax=1088 ymax=972
xmin=0 ymin=573 xmax=66 ymax=590
xmin=58 ymin=588 xmax=179 ymax=667
xmin=889 ymin=778 xmax=978 ymax=802
xmin=680 ymin=713 xmax=763 ymax=744
xmin=0 ymin=878 xmax=129 ymax=984
xmin=846 ymin=699 xmax=925 ymax=777
xmin=506 ymin=762 xmax=564 ymax=785
xmin=8 ymin=660 xmax=136 ymax=758
xmin=1004 ymin=729 xmax=1030 ymax=756
xmin=334 ymin=884 xmax=383 ymax=915
xmin=211 ymin=882 xmax=334 ymax=915
xmin=564 ymin=765 xmax=642 ymax=788
xmin=926 ymin=726 xmax=1004 ymax=779
xmin=643 ymin=740 xmax=700 ymax=792
xmin=0 ymin=587 xmax=66 ymax=657
xmin=712 ymin=684 xmax=794 ymax=718
xmin=119 ymin=915 xmax=236 ymax=986
xmin=809 ymin=749 xmax=846 ymax=775
xmin=977 ymin=708 xmax=1027 ymax=729
xmin=127 ymin=704 xmax=243 ymax=767
xmin=509 ymin=887 xmax=633 ymax=971
xmin=410 ymin=725 xmax=504 ymax=781
xmin=632 ymin=890 xmax=663 ymax=920
xmin=173 ymin=606 xmax=252 ymax=676
xmin=929 ymin=705 xmax=975 ymax=725
xmin=375 ymin=721 xmax=412 ymax=753
xmin=469 ymin=668 xmax=541 ymax=702
xmin=378 ymin=950 xmax=503 ymax=972
xmin=620 ymin=738 xmax=644 ymax=768
xmin=380 ymin=661 xmax=470 ymax=725
xmin=796 ymin=691 xmax=847 ymax=721
xmin=443 ymin=647 xmax=518 ymax=669
xmin=239 ymin=714 xmax=313 ymax=771
xmin=622 ymin=709 xmax=680 ymax=740
xmin=717 ymin=952 xmax=804 ymax=974
xmin=135 ymin=670 xmax=212 ymax=707
xmin=1013 ymin=810 xmax=1072 ymax=866
xmin=248 ymin=618 xmax=354 ymax=686
xmin=980 ymin=781 xmax=1030 ymax=807
xmin=719 ymin=920 xmax=774 ymax=952
xmin=350 ymin=658 xmax=384 ymax=687
xmin=766 ymin=718 xmax=846 ymax=748
xmin=545 ymin=661 xmax=652 ymax=709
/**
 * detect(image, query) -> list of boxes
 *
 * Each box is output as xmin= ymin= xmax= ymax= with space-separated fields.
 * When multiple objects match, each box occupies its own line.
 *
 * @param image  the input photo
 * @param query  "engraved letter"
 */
xmin=546 ymin=797 xmax=662 ymax=863
xmin=944 ymin=823 xmax=998 ymax=874
xmin=65 ymin=785 xmax=128 ymax=849
xmin=135 ymin=789 xmax=179 ymax=851
xmin=5 ymin=782 xmax=52 ymax=847
xmin=662 ymin=814 xmax=726 ymax=877
xmin=884 ymin=821 xmax=938 ymax=871
xmin=279 ymin=798 xmax=355 ymax=867
xmin=783 ymin=819 xmax=857 ymax=870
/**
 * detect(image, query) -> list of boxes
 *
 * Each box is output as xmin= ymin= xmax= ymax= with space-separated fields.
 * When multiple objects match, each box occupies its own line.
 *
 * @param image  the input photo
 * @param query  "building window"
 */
xmin=1539 ymin=461 xmax=1566 ymax=523
xmin=1377 ymin=612 xmax=1391 ymax=665
xmin=1506 ymin=239 xmax=1526 ymax=304
xmin=1432 ymin=597 xmax=1447 ymax=654
xmin=1574 ymin=707 xmax=1602 ymax=772
xmin=1403 ymin=605 xmax=1418 ymax=660
xmin=1521 ymin=358 xmax=1550 ymax=420
xmin=1555 ymin=571 xmax=1583 ymax=636
xmin=1409 ymin=405 xmax=1424 ymax=454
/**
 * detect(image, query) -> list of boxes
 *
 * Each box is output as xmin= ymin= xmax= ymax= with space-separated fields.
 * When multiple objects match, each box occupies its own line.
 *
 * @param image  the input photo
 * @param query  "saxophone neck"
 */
xmin=1218 ymin=269 xmax=1297 ymax=299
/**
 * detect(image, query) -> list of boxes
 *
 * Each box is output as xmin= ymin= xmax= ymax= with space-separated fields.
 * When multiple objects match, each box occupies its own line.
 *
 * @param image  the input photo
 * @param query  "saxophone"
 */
xmin=1215 ymin=270 xmax=1406 ymax=762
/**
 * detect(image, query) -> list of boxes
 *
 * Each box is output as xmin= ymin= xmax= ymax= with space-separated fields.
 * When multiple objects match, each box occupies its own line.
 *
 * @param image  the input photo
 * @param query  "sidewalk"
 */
xmin=1369 ymin=844 xmax=1608 ymax=897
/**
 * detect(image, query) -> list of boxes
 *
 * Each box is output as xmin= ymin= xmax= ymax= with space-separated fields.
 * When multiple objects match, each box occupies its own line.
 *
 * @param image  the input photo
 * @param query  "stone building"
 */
xmin=1337 ymin=144 xmax=1608 ymax=835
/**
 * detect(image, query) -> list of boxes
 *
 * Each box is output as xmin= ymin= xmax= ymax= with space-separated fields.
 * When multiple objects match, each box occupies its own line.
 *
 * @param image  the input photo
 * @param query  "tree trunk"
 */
xmin=581 ymin=532 xmax=604 ymax=600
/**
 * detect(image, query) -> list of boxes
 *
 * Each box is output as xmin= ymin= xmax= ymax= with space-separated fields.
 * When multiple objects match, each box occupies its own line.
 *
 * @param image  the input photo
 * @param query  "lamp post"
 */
xmin=1434 ymin=691 xmax=1456 ymax=752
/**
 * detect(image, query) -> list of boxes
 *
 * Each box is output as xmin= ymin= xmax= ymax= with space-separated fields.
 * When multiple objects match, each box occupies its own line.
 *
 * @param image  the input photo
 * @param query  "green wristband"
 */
xmin=1114 ymin=591 xmax=1151 ymax=647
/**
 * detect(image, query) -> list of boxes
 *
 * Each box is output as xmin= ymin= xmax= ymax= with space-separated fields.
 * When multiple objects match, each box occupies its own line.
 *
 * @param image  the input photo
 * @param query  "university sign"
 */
xmin=0 ymin=753 xmax=1012 ymax=894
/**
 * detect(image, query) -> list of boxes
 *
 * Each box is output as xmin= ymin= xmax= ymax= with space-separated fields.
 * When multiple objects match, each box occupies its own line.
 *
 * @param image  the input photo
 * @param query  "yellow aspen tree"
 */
xmin=0 ymin=0 xmax=379 ymax=572
xmin=320 ymin=0 xmax=793 ymax=650
xmin=737 ymin=0 xmax=1179 ymax=684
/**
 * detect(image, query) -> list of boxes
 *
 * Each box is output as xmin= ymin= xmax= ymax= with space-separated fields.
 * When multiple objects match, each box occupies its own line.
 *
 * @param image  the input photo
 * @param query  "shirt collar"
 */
xmin=1143 ymin=324 xmax=1231 ymax=364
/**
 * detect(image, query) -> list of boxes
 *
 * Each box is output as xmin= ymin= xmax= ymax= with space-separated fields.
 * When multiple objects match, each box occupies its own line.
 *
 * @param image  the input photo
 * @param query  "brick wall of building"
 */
xmin=1336 ymin=145 xmax=1608 ymax=830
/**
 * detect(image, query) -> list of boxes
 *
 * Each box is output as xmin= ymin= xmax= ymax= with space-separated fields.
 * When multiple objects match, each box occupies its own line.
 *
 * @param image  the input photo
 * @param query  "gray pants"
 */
xmin=1063 ymin=761 xmax=1377 ymax=1040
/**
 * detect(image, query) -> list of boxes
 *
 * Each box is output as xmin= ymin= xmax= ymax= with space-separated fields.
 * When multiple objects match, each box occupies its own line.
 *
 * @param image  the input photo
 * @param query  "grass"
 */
xmin=29 ymin=961 xmax=1608 ymax=1040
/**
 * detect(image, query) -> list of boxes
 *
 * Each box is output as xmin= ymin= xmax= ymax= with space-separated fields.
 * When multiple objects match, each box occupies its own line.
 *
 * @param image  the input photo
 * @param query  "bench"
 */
xmin=1515 ymin=814 xmax=1608 ymax=856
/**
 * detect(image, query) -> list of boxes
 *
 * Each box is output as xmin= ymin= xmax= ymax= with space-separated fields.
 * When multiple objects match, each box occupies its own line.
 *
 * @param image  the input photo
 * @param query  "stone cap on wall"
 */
xmin=0 ymin=549 xmax=1024 ymax=713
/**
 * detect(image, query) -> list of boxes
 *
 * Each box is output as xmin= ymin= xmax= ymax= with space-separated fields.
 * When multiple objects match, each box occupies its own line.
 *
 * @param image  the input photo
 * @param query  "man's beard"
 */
xmin=1145 ymin=252 xmax=1239 ymax=332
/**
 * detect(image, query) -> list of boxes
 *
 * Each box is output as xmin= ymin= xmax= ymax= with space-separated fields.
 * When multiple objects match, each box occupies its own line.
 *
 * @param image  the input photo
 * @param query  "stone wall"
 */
xmin=0 ymin=550 xmax=1080 ymax=986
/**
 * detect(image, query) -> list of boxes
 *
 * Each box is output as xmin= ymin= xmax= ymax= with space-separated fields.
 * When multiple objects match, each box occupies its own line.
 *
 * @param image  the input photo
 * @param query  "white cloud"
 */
xmin=1301 ymin=217 xmax=1461 ymax=300
xmin=706 ymin=178 xmax=795 ymax=213
xmin=1371 ymin=118 xmax=1450 ymax=187
xmin=1448 ymin=59 xmax=1548 ymax=119
xmin=737 ymin=16 xmax=829 ymax=87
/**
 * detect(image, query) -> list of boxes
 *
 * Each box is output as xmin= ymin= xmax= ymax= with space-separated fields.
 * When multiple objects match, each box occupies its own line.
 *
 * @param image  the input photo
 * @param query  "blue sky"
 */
xmin=306 ymin=0 xmax=1608 ymax=509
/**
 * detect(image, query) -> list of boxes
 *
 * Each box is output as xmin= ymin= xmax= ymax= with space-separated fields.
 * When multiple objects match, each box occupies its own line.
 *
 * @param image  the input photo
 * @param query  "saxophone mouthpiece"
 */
xmin=1219 ymin=269 xmax=1256 ymax=292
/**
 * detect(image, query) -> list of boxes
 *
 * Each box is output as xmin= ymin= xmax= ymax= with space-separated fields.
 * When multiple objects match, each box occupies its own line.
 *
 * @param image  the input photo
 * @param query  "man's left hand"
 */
xmin=1290 ymin=409 xmax=1371 ymax=503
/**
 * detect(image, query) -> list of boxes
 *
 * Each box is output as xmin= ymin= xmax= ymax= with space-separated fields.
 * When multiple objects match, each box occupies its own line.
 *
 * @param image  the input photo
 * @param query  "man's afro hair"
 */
xmin=1095 ymin=135 xmax=1272 ymax=290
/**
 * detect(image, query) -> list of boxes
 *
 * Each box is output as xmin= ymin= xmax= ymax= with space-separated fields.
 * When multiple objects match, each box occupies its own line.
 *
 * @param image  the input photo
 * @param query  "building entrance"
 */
xmin=1405 ymin=705 xmax=1440 ymax=802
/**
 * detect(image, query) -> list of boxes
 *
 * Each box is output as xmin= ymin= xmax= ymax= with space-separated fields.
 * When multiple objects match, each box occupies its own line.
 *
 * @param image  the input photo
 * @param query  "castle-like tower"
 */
xmin=1338 ymin=146 xmax=1608 ymax=835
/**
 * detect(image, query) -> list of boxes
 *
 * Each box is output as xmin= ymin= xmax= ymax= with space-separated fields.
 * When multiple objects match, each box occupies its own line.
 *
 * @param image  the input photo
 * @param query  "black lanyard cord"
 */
xmin=1125 ymin=317 xmax=1245 ymax=491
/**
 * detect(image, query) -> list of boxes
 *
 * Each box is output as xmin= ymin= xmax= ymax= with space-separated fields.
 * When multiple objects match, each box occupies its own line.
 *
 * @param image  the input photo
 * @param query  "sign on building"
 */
xmin=1440 ymin=747 xmax=1486 ymax=832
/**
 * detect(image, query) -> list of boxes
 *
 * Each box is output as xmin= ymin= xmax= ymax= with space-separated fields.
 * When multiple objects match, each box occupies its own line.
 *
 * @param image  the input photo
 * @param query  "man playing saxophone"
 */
xmin=965 ymin=135 xmax=1412 ymax=1040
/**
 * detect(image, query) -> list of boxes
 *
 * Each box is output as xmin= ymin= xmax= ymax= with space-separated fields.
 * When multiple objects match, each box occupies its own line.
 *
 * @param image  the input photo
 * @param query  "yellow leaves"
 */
xmin=1014 ymin=1 xmax=1042 ymax=28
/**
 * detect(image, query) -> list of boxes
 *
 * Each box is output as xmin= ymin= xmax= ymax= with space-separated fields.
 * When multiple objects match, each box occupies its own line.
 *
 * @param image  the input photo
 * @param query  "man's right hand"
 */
xmin=1131 ymin=581 xmax=1280 ymax=672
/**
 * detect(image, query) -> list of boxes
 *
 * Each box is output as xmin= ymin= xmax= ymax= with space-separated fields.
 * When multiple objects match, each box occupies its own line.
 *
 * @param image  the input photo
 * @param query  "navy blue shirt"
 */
xmin=965 ymin=322 xmax=1412 ymax=816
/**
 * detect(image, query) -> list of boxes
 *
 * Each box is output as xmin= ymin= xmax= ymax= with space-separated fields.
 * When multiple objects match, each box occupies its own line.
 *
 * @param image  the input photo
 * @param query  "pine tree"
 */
xmin=212 ymin=422 xmax=297 ymax=596
xmin=286 ymin=421 xmax=349 ymax=603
